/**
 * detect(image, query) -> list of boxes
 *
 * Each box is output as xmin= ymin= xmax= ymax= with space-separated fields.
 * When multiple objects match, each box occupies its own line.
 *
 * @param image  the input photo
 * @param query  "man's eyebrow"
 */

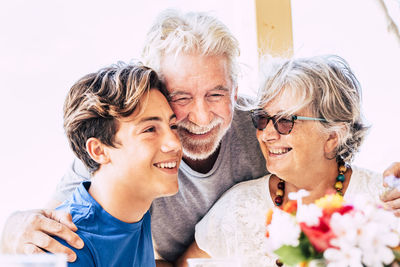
xmin=210 ymin=85 xmax=230 ymax=92
xmin=169 ymin=85 xmax=230 ymax=97
xmin=169 ymin=91 xmax=191 ymax=97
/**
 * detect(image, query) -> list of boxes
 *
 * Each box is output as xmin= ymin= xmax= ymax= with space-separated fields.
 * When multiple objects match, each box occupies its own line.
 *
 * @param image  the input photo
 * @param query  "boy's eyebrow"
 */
xmin=138 ymin=114 xmax=176 ymax=124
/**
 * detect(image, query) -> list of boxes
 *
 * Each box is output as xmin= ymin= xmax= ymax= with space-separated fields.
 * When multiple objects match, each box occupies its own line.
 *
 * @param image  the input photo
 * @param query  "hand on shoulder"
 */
xmin=1 ymin=209 xmax=83 ymax=262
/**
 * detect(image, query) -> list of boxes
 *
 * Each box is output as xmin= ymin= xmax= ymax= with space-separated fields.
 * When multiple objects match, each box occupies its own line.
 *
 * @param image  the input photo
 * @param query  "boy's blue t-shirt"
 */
xmin=55 ymin=182 xmax=155 ymax=267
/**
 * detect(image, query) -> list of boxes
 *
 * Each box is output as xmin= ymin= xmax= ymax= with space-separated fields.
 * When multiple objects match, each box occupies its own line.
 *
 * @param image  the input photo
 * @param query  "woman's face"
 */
xmin=256 ymin=91 xmax=330 ymax=188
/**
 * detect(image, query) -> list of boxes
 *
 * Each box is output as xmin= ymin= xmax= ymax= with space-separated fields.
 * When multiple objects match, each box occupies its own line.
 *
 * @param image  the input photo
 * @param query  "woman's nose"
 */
xmin=261 ymin=120 xmax=280 ymax=142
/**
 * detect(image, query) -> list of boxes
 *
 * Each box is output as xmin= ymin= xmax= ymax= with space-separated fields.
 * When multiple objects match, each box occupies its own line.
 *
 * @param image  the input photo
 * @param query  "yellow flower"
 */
xmin=315 ymin=194 xmax=344 ymax=210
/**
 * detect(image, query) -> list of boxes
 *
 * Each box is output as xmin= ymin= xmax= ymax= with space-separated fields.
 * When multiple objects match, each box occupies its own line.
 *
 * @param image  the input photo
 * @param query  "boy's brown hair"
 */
xmin=63 ymin=62 xmax=167 ymax=173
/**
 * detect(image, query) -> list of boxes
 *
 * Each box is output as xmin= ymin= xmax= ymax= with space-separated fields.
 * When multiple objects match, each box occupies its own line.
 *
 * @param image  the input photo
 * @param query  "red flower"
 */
xmin=300 ymin=204 xmax=353 ymax=253
xmin=337 ymin=205 xmax=353 ymax=215
xmin=300 ymin=215 xmax=337 ymax=253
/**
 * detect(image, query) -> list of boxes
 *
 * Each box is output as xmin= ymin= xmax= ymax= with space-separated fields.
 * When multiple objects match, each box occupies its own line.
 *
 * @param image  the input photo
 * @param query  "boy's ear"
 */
xmin=86 ymin=137 xmax=110 ymax=164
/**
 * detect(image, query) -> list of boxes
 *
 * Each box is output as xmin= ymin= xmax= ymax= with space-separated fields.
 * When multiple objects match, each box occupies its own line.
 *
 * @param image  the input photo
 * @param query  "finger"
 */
xmin=35 ymin=214 xmax=84 ymax=249
xmin=383 ymin=162 xmax=400 ymax=179
xmin=383 ymin=179 xmax=389 ymax=188
xmin=383 ymin=197 xmax=400 ymax=211
xmin=30 ymin=231 xmax=77 ymax=262
xmin=41 ymin=209 xmax=78 ymax=231
xmin=393 ymin=209 xmax=400 ymax=218
xmin=21 ymin=243 xmax=46 ymax=254
xmin=380 ymin=188 xmax=400 ymax=202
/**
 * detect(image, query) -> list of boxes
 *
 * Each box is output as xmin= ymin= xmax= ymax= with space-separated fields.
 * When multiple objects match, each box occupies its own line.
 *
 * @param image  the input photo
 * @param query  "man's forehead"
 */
xmin=158 ymin=53 xmax=234 ymax=94
xmin=159 ymin=53 xmax=230 ymax=75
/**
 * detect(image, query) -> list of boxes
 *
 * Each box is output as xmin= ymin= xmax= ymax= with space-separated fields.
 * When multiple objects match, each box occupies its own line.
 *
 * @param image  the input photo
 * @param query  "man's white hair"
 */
xmin=141 ymin=9 xmax=240 ymax=86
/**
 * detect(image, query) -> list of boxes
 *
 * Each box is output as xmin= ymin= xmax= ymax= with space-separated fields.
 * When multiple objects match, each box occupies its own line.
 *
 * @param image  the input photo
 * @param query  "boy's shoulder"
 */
xmin=55 ymin=182 xmax=155 ymax=266
xmin=53 ymin=234 xmax=96 ymax=267
xmin=56 ymin=182 xmax=96 ymax=227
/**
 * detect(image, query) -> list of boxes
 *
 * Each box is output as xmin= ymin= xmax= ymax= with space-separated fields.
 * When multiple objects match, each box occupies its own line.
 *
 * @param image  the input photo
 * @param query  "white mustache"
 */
xmin=177 ymin=117 xmax=224 ymax=134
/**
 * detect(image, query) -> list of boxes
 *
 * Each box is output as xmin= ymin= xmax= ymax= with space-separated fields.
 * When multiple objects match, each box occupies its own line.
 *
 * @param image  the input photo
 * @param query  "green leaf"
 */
xmin=393 ymin=249 xmax=400 ymax=262
xmin=274 ymin=245 xmax=308 ymax=266
xmin=274 ymin=233 xmax=323 ymax=266
xmin=298 ymin=233 xmax=323 ymax=260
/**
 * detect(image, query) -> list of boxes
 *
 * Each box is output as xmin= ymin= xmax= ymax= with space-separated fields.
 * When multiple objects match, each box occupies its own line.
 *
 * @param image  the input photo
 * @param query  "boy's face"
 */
xmin=106 ymin=89 xmax=182 ymax=199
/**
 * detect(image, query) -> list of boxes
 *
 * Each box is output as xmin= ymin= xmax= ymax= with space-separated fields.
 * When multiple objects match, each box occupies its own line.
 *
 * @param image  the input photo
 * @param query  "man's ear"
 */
xmin=324 ymin=132 xmax=339 ymax=156
xmin=234 ymin=86 xmax=238 ymax=101
xmin=86 ymin=137 xmax=110 ymax=164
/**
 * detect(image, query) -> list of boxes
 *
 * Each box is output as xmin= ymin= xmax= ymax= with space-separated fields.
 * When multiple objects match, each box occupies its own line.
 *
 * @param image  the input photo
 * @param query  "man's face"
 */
xmin=160 ymin=53 xmax=237 ymax=160
xmin=106 ymin=89 xmax=182 ymax=199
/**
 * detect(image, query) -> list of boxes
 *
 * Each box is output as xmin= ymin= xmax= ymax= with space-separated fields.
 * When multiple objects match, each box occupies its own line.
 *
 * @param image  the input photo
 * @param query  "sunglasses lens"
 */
xmin=251 ymin=113 xmax=268 ymax=130
xmin=275 ymin=117 xmax=294 ymax=135
xmin=251 ymin=110 xmax=294 ymax=134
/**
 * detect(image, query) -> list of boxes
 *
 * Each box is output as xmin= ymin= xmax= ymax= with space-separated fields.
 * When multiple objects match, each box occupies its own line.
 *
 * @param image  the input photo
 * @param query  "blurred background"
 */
xmin=0 ymin=0 xmax=399 ymax=232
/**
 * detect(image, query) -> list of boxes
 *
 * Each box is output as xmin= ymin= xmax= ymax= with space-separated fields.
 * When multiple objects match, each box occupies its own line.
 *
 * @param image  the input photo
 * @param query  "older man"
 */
xmin=2 ymin=9 xmax=400 ymax=267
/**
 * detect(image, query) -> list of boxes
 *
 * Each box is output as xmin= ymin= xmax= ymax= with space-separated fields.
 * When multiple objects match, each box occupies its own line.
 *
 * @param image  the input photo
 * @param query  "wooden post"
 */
xmin=254 ymin=0 xmax=294 ymax=58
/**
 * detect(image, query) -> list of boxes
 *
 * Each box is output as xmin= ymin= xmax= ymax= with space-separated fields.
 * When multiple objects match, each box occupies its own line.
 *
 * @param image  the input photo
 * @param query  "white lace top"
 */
xmin=195 ymin=166 xmax=384 ymax=267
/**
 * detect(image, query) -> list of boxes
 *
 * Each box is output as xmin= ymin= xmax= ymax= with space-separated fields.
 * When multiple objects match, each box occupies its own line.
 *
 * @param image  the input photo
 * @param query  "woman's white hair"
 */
xmin=256 ymin=55 xmax=369 ymax=163
xmin=141 ymin=9 xmax=240 ymax=86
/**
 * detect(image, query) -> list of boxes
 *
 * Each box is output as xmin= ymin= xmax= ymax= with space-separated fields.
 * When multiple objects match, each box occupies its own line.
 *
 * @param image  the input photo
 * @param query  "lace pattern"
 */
xmin=195 ymin=166 xmax=383 ymax=267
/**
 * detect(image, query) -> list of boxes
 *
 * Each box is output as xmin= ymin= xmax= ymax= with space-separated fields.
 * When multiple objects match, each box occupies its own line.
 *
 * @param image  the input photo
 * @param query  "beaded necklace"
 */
xmin=273 ymin=160 xmax=348 ymax=206
xmin=274 ymin=160 xmax=348 ymax=267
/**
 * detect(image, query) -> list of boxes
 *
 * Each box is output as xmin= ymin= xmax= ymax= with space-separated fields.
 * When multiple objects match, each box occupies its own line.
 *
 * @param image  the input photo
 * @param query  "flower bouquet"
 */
xmin=265 ymin=189 xmax=400 ymax=267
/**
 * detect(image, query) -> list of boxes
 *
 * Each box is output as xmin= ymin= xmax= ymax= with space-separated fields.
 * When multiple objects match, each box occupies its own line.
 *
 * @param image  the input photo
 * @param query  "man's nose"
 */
xmin=187 ymin=99 xmax=214 ymax=126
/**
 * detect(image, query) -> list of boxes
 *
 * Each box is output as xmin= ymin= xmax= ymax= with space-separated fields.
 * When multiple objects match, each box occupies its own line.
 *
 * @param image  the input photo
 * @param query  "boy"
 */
xmin=56 ymin=63 xmax=182 ymax=266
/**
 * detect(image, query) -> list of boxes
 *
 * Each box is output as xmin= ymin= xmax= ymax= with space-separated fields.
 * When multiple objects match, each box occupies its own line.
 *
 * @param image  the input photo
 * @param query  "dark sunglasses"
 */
xmin=250 ymin=109 xmax=327 ymax=135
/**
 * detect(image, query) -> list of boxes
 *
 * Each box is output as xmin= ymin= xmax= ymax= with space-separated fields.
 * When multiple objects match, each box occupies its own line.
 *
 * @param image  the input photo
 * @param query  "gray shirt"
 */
xmin=54 ymin=106 xmax=267 ymax=262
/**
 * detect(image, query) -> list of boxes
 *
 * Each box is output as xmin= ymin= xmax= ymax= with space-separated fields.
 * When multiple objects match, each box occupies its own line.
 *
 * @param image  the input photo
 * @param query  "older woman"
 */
xmin=191 ymin=55 xmax=386 ymax=266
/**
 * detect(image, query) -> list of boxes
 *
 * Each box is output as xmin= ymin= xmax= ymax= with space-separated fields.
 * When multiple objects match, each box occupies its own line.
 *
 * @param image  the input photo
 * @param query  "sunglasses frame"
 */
xmin=250 ymin=109 xmax=327 ymax=135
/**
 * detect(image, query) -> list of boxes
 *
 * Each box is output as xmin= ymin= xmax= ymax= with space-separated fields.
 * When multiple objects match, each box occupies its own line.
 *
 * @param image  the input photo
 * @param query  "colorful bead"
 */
xmin=336 ymin=174 xmax=345 ymax=182
xmin=339 ymin=165 xmax=347 ymax=173
xmin=277 ymin=180 xmax=285 ymax=190
xmin=335 ymin=181 xmax=343 ymax=190
xmin=276 ymin=189 xmax=284 ymax=197
xmin=274 ymin=196 xmax=283 ymax=206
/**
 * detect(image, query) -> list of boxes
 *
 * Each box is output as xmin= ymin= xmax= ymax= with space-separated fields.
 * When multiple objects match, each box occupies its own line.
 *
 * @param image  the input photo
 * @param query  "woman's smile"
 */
xmin=268 ymin=147 xmax=292 ymax=156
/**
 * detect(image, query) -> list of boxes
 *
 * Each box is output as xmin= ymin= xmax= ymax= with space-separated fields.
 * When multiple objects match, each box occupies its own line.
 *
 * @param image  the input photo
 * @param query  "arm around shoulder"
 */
xmin=0 ymin=208 xmax=83 ymax=262
xmin=0 ymin=158 xmax=88 ymax=258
